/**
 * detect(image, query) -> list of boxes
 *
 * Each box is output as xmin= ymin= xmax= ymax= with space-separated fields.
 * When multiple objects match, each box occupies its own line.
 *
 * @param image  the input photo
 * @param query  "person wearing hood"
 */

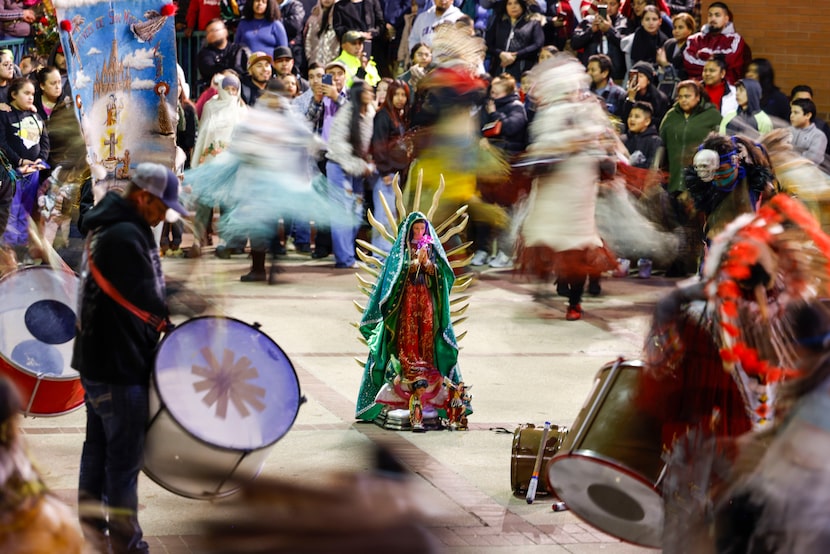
xmin=682 ymin=1 xmax=751 ymax=84
xmin=192 ymin=72 xmax=248 ymax=254
xmin=620 ymin=61 xmax=669 ymax=134
xmin=73 ymin=163 xmax=188 ymax=554
xmin=720 ymin=78 xmax=773 ymax=138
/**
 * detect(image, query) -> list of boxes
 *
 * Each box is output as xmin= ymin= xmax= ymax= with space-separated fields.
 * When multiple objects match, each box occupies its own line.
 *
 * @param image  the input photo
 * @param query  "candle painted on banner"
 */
xmin=53 ymin=0 xmax=178 ymax=192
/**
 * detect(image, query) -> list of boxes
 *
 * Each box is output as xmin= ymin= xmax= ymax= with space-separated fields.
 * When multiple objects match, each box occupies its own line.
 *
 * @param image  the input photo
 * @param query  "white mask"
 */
xmin=693 ymin=149 xmax=720 ymax=182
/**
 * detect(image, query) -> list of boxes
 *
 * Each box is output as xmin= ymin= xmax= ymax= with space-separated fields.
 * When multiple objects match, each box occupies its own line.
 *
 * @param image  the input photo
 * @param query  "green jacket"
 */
xmin=355 ymin=212 xmax=462 ymax=421
xmin=659 ymin=101 xmax=722 ymax=193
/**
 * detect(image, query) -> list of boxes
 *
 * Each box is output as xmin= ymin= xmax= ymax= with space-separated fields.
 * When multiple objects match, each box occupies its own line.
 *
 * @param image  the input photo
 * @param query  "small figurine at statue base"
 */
xmin=409 ymin=379 xmax=428 ymax=432
xmin=444 ymin=379 xmax=472 ymax=431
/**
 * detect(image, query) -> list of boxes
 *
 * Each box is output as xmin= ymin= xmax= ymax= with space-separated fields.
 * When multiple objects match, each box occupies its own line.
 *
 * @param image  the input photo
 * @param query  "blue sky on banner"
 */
xmin=54 ymin=0 xmax=178 ymax=173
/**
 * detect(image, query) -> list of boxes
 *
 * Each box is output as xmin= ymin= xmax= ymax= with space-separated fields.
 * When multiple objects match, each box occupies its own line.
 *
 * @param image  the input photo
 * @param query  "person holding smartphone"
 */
xmin=620 ymin=61 xmax=668 ymax=133
xmin=571 ymin=0 xmax=628 ymax=83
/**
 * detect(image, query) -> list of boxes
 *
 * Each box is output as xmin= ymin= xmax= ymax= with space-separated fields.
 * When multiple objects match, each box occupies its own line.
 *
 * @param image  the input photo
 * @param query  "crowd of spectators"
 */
xmin=129 ymin=0 xmax=830 ymax=272
xmin=2 ymin=0 xmax=830 ymax=276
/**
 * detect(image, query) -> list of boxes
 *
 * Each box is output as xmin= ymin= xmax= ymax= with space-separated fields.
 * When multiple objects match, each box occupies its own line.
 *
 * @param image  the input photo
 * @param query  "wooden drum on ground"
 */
xmin=143 ymin=316 xmax=304 ymax=499
xmin=510 ymin=423 xmax=567 ymax=496
xmin=547 ymin=359 xmax=664 ymax=548
xmin=0 ymin=266 xmax=83 ymax=416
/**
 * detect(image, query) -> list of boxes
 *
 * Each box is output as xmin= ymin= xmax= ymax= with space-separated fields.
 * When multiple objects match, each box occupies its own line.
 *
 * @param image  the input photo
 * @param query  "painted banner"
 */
xmin=53 ymin=0 xmax=178 ymax=190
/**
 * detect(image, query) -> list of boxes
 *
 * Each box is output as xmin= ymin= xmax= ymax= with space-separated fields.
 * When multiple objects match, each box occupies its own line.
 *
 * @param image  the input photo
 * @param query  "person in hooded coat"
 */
xmin=719 ymin=78 xmax=773 ymax=138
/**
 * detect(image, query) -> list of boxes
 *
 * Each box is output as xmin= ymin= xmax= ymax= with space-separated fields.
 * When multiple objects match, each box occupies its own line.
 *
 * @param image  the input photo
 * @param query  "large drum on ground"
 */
xmin=0 ymin=266 xmax=83 ymax=416
xmin=547 ymin=359 xmax=664 ymax=548
xmin=143 ymin=316 xmax=303 ymax=499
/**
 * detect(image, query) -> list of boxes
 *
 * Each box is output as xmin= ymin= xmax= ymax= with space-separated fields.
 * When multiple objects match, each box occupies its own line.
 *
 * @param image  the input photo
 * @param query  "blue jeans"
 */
xmin=79 ymin=378 xmax=150 ymax=554
xmin=326 ymin=161 xmax=363 ymax=266
xmin=371 ymin=174 xmax=398 ymax=255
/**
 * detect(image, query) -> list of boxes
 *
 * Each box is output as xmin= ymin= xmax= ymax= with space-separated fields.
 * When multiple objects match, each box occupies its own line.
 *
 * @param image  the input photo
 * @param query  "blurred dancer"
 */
xmin=0 ymin=376 xmax=85 ymax=553
xmin=641 ymin=194 xmax=830 ymax=551
xmin=405 ymin=25 xmax=509 ymax=272
xmin=185 ymin=80 xmax=324 ymax=283
xmin=517 ymin=54 xmax=616 ymax=320
xmin=716 ymin=299 xmax=830 ymax=553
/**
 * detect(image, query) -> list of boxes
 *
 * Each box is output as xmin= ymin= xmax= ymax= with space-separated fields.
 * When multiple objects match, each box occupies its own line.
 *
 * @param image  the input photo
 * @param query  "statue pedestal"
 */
xmin=375 ymin=407 xmax=442 ymax=431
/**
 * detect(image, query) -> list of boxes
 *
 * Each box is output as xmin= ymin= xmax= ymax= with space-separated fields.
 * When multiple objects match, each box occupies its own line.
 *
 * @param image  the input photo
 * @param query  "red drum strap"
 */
xmin=85 ymin=248 xmax=169 ymax=333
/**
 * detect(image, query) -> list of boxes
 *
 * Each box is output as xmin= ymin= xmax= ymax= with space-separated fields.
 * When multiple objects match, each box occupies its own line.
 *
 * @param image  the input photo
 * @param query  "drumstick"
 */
xmin=526 ymin=421 xmax=551 ymax=504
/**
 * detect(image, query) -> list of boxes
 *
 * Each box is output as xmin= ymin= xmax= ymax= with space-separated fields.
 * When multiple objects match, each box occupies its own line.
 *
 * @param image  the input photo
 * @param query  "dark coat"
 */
xmin=659 ymin=99 xmax=722 ymax=193
xmin=482 ymin=92 xmax=528 ymax=155
xmin=196 ymin=41 xmax=249 ymax=87
xmin=279 ymin=0 xmax=306 ymax=42
xmin=623 ymin=125 xmax=663 ymax=168
xmin=371 ymin=108 xmax=410 ymax=175
xmin=0 ymin=107 xmax=49 ymax=166
xmin=332 ymin=0 xmax=384 ymax=40
xmin=72 ymin=192 xmax=168 ymax=386
xmin=760 ymin=87 xmax=791 ymax=122
xmin=570 ymin=14 xmax=628 ymax=82
xmin=630 ymin=27 xmax=668 ymax=68
xmin=485 ymin=13 xmax=544 ymax=81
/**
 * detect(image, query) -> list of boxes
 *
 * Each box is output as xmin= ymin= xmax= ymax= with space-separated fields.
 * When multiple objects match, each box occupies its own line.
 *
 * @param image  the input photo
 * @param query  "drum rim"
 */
xmin=547 ymin=452 xmax=663 ymax=548
xmin=152 ymin=315 xmax=303 ymax=451
xmin=548 ymin=449 xmax=662 ymax=492
xmin=0 ymin=265 xmax=81 ymax=381
xmin=0 ymin=264 xmax=79 ymax=283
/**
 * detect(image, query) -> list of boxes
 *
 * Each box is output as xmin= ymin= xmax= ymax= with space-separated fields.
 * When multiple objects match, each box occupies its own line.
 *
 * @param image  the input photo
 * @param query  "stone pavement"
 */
xmin=19 ymin=247 xmax=677 ymax=553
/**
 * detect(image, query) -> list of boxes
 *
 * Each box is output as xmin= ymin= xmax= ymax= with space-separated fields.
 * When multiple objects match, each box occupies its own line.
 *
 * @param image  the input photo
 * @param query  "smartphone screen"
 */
xmin=322 ymin=74 xmax=333 ymax=86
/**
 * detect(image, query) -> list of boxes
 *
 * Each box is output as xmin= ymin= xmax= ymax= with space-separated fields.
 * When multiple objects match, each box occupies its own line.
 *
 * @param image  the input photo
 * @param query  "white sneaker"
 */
xmin=471 ymin=250 xmax=489 ymax=266
xmin=488 ymin=251 xmax=513 ymax=268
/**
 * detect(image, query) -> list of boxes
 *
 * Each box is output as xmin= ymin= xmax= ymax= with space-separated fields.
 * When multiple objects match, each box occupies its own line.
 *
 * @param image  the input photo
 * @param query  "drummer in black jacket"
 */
xmin=72 ymin=163 xmax=187 ymax=554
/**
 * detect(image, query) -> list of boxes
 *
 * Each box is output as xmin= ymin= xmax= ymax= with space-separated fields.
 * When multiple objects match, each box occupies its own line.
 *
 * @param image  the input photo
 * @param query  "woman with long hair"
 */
xmin=303 ymin=0 xmax=339 ymax=69
xmin=629 ymin=5 xmax=668 ymax=69
xmin=325 ymin=80 xmax=376 ymax=268
xmin=370 ymin=79 xmax=411 ymax=252
xmin=745 ymin=58 xmax=791 ymax=122
xmin=33 ymin=66 xmax=67 ymax=121
xmin=485 ymin=0 xmax=544 ymax=82
xmin=234 ymin=0 xmax=288 ymax=55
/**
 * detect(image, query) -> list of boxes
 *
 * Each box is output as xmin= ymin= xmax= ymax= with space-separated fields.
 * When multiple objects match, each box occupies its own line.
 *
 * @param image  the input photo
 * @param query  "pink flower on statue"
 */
xmin=416 ymin=234 xmax=433 ymax=251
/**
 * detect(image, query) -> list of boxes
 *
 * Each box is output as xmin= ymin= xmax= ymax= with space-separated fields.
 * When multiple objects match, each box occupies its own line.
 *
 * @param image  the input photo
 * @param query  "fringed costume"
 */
xmin=641 ymin=194 xmax=830 ymax=551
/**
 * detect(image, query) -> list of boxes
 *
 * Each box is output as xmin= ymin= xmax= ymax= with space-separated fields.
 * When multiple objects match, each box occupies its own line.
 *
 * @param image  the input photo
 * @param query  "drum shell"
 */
xmin=0 ymin=267 xmax=83 ymax=416
xmin=547 ymin=359 xmax=664 ymax=548
xmin=143 ymin=387 xmax=272 ymax=500
xmin=510 ymin=423 xmax=565 ymax=496
xmin=0 ymin=360 xmax=85 ymax=416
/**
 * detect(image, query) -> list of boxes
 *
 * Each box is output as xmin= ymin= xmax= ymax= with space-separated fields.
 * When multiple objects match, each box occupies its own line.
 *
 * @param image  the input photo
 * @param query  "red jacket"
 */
xmin=683 ymin=23 xmax=752 ymax=85
xmin=187 ymin=0 xmax=221 ymax=31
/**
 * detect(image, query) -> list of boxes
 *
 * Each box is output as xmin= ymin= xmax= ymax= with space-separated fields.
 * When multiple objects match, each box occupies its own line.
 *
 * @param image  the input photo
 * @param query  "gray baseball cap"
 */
xmin=131 ymin=162 xmax=188 ymax=216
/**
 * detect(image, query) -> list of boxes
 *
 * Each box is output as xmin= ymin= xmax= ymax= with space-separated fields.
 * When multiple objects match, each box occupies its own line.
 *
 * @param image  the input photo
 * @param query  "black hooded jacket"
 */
xmin=623 ymin=124 xmax=663 ymax=169
xmin=72 ymin=192 xmax=167 ymax=386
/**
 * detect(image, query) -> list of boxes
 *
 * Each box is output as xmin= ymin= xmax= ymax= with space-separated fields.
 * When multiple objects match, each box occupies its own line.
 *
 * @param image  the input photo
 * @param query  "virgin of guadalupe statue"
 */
xmin=356 ymin=212 xmax=469 ymax=425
